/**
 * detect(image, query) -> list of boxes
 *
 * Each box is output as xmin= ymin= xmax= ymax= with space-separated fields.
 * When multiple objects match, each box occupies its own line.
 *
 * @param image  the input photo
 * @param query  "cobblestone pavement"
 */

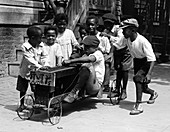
xmin=0 ymin=62 xmax=170 ymax=132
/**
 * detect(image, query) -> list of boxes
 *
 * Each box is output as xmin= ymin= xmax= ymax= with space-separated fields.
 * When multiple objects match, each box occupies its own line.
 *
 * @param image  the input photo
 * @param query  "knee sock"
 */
xmin=122 ymin=70 xmax=129 ymax=91
xmin=115 ymin=70 xmax=123 ymax=93
xmin=135 ymin=83 xmax=143 ymax=103
xmin=142 ymin=83 xmax=154 ymax=95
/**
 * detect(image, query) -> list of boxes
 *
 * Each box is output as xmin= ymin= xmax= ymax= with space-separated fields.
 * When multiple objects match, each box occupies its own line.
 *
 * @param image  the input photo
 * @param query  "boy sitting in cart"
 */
xmin=62 ymin=35 xmax=105 ymax=103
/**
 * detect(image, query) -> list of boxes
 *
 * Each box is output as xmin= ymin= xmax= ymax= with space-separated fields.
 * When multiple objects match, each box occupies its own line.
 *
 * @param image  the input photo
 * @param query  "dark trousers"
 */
xmin=71 ymin=66 xmax=90 ymax=94
xmin=133 ymin=58 xmax=154 ymax=103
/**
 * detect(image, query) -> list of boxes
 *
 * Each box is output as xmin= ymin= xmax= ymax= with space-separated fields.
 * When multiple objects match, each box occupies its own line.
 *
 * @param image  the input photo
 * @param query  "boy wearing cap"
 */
xmin=63 ymin=36 xmax=105 ymax=103
xmin=121 ymin=18 xmax=158 ymax=115
xmin=86 ymin=15 xmax=111 ymax=93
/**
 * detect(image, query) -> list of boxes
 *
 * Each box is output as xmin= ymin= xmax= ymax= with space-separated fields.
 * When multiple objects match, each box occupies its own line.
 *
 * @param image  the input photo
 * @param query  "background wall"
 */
xmin=0 ymin=0 xmax=44 ymax=77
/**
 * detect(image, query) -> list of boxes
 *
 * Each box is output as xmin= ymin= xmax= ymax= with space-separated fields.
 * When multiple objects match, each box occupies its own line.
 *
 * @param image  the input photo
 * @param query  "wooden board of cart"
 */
xmin=30 ymin=66 xmax=79 ymax=87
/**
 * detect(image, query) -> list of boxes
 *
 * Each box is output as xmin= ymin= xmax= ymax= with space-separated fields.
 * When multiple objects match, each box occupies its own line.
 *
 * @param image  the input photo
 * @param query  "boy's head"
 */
xmin=120 ymin=18 xmax=139 ymax=38
xmin=44 ymin=26 xmax=58 ymax=46
xmin=53 ymin=13 xmax=68 ymax=33
xmin=81 ymin=35 xmax=99 ymax=55
xmin=102 ymin=13 xmax=117 ymax=31
xmin=27 ymin=26 xmax=43 ymax=48
xmin=79 ymin=23 xmax=87 ymax=40
xmin=86 ymin=15 xmax=99 ymax=35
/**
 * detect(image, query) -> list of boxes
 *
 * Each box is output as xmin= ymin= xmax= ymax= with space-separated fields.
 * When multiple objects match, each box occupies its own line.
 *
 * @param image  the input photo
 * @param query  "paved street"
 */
xmin=0 ymin=62 xmax=170 ymax=132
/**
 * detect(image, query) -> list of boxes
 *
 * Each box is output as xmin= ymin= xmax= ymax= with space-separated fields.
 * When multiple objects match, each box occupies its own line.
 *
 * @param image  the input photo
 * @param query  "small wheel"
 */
xmin=48 ymin=96 xmax=62 ymax=125
xmin=17 ymin=94 xmax=34 ymax=120
xmin=108 ymin=80 xmax=121 ymax=105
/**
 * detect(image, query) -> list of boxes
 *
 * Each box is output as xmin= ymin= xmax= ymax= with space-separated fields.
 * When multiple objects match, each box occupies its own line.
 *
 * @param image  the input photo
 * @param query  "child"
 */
xmin=120 ymin=18 xmax=158 ymax=115
xmin=63 ymin=36 xmax=105 ymax=103
xmin=78 ymin=23 xmax=87 ymax=42
xmin=44 ymin=26 xmax=63 ymax=67
xmin=101 ymin=13 xmax=133 ymax=100
xmin=86 ymin=15 xmax=111 ymax=93
xmin=53 ymin=13 xmax=80 ymax=60
xmin=70 ymin=23 xmax=87 ymax=59
xmin=41 ymin=0 xmax=68 ymax=22
xmin=16 ymin=26 xmax=50 ymax=112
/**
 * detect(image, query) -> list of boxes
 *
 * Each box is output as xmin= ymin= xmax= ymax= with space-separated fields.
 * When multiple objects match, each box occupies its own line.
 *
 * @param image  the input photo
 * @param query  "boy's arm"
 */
xmin=40 ymin=47 xmax=50 ymax=67
xmin=57 ymin=56 xmax=63 ymax=66
xmin=145 ymin=61 xmax=155 ymax=83
xmin=63 ymin=55 xmax=96 ymax=65
xmin=22 ymin=46 xmax=42 ymax=68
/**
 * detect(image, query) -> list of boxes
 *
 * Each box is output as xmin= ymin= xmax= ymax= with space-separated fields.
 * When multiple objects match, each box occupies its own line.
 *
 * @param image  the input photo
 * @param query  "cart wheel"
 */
xmin=109 ymin=80 xmax=121 ymax=105
xmin=17 ymin=94 xmax=34 ymax=120
xmin=48 ymin=97 xmax=62 ymax=125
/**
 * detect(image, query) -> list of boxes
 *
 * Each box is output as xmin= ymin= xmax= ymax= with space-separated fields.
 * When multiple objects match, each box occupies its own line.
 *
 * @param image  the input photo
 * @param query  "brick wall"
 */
xmin=0 ymin=26 xmax=27 ymax=76
xmin=0 ymin=0 xmax=44 ymax=77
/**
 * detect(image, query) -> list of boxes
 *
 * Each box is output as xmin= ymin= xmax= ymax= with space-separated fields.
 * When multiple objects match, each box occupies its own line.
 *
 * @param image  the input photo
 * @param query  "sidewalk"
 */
xmin=0 ymin=62 xmax=170 ymax=132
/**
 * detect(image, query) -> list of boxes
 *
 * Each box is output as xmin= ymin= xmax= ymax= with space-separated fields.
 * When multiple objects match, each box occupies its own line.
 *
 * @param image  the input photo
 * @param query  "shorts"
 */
xmin=16 ymin=75 xmax=29 ymax=92
xmin=82 ymin=63 xmax=102 ymax=95
xmin=114 ymin=46 xmax=133 ymax=71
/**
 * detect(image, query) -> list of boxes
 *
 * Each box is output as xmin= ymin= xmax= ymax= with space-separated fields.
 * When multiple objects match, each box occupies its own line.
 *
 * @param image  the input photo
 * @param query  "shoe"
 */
xmin=107 ymin=90 xmax=120 ymax=98
xmin=103 ymin=86 xmax=110 ymax=92
xmin=120 ymin=91 xmax=127 ymax=100
xmin=130 ymin=104 xmax=143 ymax=115
xmin=63 ymin=92 xmax=78 ymax=103
xmin=16 ymin=105 xmax=26 ymax=112
xmin=147 ymin=92 xmax=158 ymax=104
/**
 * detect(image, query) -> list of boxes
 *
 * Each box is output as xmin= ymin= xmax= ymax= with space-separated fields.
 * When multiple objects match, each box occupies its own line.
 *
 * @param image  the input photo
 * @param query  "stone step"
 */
xmin=8 ymin=61 xmax=20 ymax=77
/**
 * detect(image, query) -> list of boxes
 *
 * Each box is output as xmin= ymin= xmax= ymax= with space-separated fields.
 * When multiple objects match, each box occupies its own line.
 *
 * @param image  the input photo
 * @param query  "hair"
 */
xmin=53 ymin=13 xmax=68 ymax=25
xmin=86 ymin=15 xmax=99 ymax=24
xmin=44 ymin=26 xmax=58 ymax=35
xmin=27 ymin=26 xmax=42 ymax=38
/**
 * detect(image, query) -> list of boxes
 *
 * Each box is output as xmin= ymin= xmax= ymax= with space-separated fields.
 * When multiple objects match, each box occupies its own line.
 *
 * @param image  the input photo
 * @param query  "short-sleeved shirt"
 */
xmin=55 ymin=29 xmax=79 ymax=60
xmin=89 ymin=50 xmax=105 ymax=85
xmin=44 ymin=43 xmax=63 ymax=67
xmin=110 ymin=25 xmax=127 ymax=50
xmin=96 ymin=32 xmax=111 ymax=54
xmin=126 ymin=33 xmax=156 ymax=62
xmin=111 ymin=35 xmax=127 ymax=50
xmin=19 ymin=41 xmax=49 ymax=79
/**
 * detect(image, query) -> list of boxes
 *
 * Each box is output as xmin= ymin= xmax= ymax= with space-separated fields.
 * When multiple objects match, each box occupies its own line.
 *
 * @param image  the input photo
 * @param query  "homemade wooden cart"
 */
xmin=16 ymin=65 xmax=121 ymax=125
xmin=16 ymin=66 xmax=79 ymax=125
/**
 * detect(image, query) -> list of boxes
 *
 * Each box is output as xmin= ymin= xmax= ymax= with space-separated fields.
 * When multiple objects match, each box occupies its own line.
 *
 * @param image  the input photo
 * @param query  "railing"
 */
xmin=66 ymin=0 xmax=89 ymax=30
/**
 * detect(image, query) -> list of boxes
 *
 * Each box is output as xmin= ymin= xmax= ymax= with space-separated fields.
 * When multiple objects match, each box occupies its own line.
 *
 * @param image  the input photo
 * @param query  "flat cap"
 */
xmin=120 ymin=18 xmax=139 ymax=28
xmin=81 ymin=36 xmax=100 ymax=48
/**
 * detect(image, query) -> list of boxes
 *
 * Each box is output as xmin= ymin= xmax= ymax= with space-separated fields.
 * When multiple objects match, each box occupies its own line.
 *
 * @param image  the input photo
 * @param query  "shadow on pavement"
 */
xmin=62 ymin=97 xmax=111 ymax=116
xmin=118 ymin=100 xmax=134 ymax=111
xmin=4 ymin=105 xmax=17 ymax=112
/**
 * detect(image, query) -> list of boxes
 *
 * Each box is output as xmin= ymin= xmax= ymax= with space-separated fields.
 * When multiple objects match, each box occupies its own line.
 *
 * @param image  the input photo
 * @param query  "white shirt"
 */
xmin=19 ymin=41 xmax=49 ymax=79
xmin=109 ymin=25 xmax=127 ymax=50
xmin=55 ymin=29 xmax=79 ymax=60
xmin=126 ymin=33 xmax=156 ymax=61
xmin=44 ymin=43 xmax=63 ymax=67
xmin=111 ymin=35 xmax=127 ymax=50
xmin=96 ymin=32 xmax=111 ymax=54
xmin=89 ymin=50 xmax=105 ymax=85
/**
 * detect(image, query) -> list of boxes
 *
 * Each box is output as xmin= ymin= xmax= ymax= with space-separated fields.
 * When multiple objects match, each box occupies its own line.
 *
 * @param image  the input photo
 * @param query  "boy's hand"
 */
xmin=144 ymin=74 xmax=151 ymax=84
xmin=100 ymin=32 xmax=110 ymax=39
xmin=39 ymin=66 xmax=50 ymax=70
xmin=62 ymin=60 xmax=71 ymax=66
